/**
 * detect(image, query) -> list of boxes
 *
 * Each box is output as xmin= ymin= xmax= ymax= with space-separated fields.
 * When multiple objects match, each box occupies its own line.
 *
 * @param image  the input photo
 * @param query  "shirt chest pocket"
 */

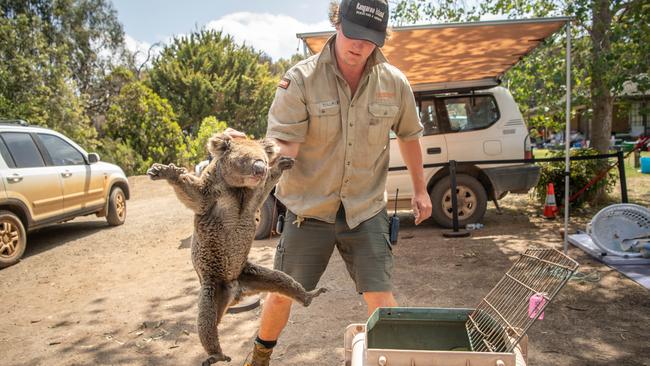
xmin=307 ymin=100 xmax=340 ymax=142
xmin=368 ymin=103 xmax=399 ymax=145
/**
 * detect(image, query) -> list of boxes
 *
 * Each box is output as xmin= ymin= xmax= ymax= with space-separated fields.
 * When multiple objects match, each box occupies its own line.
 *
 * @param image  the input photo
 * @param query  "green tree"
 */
xmin=104 ymin=81 xmax=187 ymax=170
xmin=148 ymin=29 xmax=276 ymax=137
xmin=1 ymin=0 xmax=125 ymax=94
xmin=0 ymin=12 xmax=97 ymax=148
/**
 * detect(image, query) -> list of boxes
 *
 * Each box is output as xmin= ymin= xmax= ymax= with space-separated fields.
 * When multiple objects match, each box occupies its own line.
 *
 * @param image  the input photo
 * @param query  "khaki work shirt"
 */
xmin=267 ymin=36 xmax=422 ymax=228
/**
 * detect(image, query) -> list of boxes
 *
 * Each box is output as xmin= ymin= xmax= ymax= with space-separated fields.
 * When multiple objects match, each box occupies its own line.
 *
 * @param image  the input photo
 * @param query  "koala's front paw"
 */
xmin=301 ymin=287 xmax=327 ymax=307
xmin=277 ymin=156 xmax=295 ymax=171
xmin=146 ymin=163 xmax=166 ymax=180
xmin=147 ymin=163 xmax=186 ymax=180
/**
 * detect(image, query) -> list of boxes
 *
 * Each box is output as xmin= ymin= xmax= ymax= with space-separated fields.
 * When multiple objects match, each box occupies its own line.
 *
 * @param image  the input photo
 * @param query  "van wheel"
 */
xmin=430 ymin=174 xmax=487 ymax=228
xmin=254 ymin=197 xmax=276 ymax=240
xmin=106 ymin=187 xmax=127 ymax=226
xmin=0 ymin=211 xmax=27 ymax=269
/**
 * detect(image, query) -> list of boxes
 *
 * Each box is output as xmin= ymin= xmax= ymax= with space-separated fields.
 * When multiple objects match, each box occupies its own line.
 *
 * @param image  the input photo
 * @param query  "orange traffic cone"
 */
xmin=543 ymin=183 xmax=558 ymax=219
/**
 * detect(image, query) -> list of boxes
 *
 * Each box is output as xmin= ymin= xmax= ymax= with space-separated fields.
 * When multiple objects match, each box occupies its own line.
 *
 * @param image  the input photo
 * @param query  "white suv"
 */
xmin=0 ymin=121 xmax=130 ymax=268
xmin=387 ymin=86 xmax=539 ymax=227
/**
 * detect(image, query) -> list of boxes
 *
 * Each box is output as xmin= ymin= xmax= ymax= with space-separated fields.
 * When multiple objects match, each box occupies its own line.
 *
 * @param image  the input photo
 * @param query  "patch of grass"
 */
xmin=623 ymin=150 xmax=649 ymax=179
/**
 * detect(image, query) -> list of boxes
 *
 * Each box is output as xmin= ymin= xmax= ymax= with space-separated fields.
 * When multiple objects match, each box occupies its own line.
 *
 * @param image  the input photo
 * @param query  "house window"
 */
xmin=629 ymin=102 xmax=647 ymax=137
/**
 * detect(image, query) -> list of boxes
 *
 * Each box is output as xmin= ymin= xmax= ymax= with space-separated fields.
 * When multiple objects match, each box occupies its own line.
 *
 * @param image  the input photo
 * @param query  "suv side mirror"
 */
xmin=87 ymin=153 xmax=100 ymax=164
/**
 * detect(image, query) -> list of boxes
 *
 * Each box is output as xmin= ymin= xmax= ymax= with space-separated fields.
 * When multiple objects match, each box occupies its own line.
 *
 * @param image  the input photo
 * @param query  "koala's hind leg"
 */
xmin=197 ymin=282 xmax=235 ymax=365
xmin=147 ymin=163 xmax=205 ymax=213
xmin=238 ymin=262 xmax=326 ymax=306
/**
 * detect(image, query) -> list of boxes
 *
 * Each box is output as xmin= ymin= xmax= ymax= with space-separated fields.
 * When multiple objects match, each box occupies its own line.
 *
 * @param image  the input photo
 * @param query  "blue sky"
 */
xmin=111 ymin=0 xmax=335 ymax=62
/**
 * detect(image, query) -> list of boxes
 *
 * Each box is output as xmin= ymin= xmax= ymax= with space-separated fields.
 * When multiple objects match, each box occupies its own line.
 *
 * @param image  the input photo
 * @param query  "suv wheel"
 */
xmin=0 ymin=211 xmax=27 ymax=269
xmin=430 ymin=174 xmax=487 ymax=228
xmin=254 ymin=197 xmax=276 ymax=240
xmin=106 ymin=187 xmax=127 ymax=226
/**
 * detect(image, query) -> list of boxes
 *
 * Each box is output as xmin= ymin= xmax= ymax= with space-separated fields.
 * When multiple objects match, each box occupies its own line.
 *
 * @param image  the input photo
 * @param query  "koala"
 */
xmin=147 ymin=133 xmax=326 ymax=365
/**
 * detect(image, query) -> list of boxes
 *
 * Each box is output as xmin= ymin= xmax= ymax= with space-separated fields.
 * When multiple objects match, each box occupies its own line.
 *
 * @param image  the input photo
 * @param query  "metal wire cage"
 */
xmin=466 ymin=248 xmax=579 ymax=353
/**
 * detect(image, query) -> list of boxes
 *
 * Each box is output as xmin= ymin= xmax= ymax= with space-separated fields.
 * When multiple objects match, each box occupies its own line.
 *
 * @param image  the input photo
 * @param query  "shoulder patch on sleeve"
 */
xmin=278 ymin=77 xmax=291 ymax=89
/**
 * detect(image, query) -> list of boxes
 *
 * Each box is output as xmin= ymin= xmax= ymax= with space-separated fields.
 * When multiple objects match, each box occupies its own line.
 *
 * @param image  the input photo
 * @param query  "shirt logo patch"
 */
xmin=376 ymin=91 xmax=395 ymax=99
xmin=278 ymin=78 xmax=291 ymax=89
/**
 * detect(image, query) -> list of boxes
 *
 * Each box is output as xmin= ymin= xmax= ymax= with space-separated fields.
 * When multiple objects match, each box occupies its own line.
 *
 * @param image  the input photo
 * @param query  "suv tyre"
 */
xmin=254 ymin=197 xmax=276 ymax=240
xmin=0 ymin=211 xmax=27 ymax=268
xmin=430 ymin=174 xmax=487 ymax=228
xmin=106 ymin=187 xmax=127 ymax=226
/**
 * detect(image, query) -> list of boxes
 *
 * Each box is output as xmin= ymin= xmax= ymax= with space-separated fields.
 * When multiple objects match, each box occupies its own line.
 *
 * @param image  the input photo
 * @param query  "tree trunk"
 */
xmin=589 ymin=0 xmax=614 ymax=202
xmin=590 ymin=0 xmax=613 ymax=154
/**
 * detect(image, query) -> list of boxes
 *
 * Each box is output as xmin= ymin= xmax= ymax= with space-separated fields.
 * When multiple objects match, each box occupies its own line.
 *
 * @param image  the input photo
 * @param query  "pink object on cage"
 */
xmin=528 ymin=293 xmax=546 ymax=320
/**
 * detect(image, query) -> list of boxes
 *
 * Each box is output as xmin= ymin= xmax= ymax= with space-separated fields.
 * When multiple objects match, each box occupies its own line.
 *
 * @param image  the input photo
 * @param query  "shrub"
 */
xmin=534 ymin=148 xmax=617 ymax=208
xmin=97 ymin=137 xmax=149 ymax=176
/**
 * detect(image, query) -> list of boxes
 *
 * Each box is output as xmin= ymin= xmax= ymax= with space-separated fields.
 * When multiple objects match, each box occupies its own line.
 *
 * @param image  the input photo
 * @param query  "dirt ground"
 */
xmin=1 ymin=175 xmax=649 ymax=366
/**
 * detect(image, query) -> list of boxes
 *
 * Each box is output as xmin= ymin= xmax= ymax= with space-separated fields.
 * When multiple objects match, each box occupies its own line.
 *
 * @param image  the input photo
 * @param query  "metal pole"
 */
xmin=443 ymin=160 xmax=469 ymax=238
xmin=617 ymin=150 xmax=628 ymax=203
xmin=563 ymin=21 xmax=571 ymax=254
xmin=450 ymin=160 xmax=459 ymax=232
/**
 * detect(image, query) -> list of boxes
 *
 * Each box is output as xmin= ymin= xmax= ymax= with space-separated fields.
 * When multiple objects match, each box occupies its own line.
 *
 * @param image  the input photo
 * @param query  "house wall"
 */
xmin=612 ymin=104 xmax=629 ymax=133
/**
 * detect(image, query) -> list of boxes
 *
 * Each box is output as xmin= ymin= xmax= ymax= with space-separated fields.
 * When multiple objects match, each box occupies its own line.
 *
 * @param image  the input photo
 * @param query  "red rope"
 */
xmin=560 ymin=136 xmax=649 ymax=206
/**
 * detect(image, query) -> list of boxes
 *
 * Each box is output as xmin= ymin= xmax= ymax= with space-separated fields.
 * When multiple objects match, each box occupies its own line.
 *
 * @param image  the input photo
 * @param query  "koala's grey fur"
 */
xmin=147 ymin=133 xmax=326 ymax=365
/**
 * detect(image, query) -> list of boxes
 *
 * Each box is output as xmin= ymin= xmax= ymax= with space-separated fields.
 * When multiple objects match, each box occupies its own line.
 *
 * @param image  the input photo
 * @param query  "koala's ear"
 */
xmin=207 ymin=133 xmax=232 ymax=157
xmin=260 ymin=138 xmax=280 ymax=163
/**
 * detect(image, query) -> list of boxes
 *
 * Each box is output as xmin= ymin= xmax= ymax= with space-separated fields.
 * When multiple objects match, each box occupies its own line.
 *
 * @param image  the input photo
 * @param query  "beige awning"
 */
xmin=297 ymin=17 xmax=570 ymax=92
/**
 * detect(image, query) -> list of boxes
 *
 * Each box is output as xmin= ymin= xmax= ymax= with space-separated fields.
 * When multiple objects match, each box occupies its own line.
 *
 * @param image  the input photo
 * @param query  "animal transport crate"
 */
xmin=344 ymin=248 xmax=579 ymax=366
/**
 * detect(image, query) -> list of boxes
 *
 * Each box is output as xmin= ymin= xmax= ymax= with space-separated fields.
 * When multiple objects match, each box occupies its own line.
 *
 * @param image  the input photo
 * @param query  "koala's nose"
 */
xmin=252 ymin=160 xmax=267 ymax=177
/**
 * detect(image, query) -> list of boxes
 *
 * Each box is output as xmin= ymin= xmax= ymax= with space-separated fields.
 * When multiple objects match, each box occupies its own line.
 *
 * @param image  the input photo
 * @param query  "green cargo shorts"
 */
xmin=273 ymin=205 xmax=393 ymax=293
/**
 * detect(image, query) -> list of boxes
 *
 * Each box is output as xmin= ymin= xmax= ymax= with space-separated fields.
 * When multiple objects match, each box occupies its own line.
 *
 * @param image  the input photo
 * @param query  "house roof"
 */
xmin=297 ymin=17 xmax=571 ymax=92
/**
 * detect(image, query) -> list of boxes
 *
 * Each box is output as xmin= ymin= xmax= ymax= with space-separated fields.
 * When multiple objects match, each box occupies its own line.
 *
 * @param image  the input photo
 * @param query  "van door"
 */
xmin=36 ymin=133 xmax=105 ymax=214
xmin=387 ymin=98 xmax=447 ymax=198
xmin=0 ymin=132 xmax=64 ymax=221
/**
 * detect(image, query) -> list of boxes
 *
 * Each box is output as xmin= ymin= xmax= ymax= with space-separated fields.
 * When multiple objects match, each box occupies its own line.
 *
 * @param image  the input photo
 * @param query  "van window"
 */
xmin=419 ymin=100 xmax=440 ymax=136
xmin=443 ymin=95 xmax=499 ymax=132
xmin=1 ymin=132 xmax=46 ymax=168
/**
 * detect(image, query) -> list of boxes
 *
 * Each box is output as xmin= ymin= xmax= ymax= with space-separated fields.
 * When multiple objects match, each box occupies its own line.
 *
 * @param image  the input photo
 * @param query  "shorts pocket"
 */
xmin=383 ymin=233 xmax=393 ymax=252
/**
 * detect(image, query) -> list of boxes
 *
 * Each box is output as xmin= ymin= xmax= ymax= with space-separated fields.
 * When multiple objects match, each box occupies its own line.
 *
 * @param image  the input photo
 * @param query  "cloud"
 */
xmin=206 ymin=12 xmax=332 ymax=61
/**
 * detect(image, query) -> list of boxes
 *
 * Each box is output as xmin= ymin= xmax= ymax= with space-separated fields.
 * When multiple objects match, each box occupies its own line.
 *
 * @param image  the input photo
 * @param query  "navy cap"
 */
xmin=339 ymin=0 xmax=389 ymax=47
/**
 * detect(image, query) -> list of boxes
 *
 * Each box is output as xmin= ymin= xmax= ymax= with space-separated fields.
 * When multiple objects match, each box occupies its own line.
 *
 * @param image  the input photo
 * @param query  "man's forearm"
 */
xmin=397 ymin=138 xmax=427 ymax=193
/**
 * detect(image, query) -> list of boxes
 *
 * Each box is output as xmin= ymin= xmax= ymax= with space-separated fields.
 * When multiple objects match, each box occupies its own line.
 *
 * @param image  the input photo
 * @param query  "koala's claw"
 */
xmin=147 ymin=163 xmax=186 ymax=180
xmin=201 ymin=353 xmax=231 ymax=365
xmin=278 ymin=156 xmax=295 ymax=171
xmin=146 ymin=163 xmax=164 ymax=180
xmin=302 ymin=287 xmax=327 ymax=307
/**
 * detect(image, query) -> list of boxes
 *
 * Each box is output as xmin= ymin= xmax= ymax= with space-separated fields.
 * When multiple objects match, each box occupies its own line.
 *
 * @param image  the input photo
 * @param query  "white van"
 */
xmin=387 ymin=85 xmax=538 ymax=227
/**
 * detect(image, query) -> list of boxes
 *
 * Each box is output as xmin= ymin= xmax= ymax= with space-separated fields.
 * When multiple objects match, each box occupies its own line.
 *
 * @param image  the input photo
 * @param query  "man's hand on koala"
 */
xmin=277 ymin=156 xmax=295 ymax=171
xmin=147 ymin=163 xmax=187 ymax=180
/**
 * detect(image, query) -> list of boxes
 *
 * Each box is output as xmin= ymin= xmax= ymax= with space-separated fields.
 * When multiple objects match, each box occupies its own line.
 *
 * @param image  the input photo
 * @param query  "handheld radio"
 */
xmin=389 ymin=189 xmax=399 ymax=245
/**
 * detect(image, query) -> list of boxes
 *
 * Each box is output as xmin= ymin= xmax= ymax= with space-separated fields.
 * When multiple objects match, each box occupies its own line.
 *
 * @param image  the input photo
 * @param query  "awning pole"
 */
xmin=563 ymin=20 xmax=572 ymax=254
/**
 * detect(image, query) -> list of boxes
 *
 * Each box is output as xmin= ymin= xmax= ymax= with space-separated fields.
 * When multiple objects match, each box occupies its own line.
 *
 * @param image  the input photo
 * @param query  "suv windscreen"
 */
xmin=1 ymin=132 xmax=46 ymax=168
xmin=443 ymin=95 xmax=499 ymax=132
xmin=38 ymin=134 xmax=85 ymax=166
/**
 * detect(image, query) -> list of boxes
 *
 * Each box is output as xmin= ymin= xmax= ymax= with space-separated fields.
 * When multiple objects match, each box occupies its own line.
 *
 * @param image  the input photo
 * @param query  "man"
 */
xmin=244 ymin=0 xmax=432 ymax=364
